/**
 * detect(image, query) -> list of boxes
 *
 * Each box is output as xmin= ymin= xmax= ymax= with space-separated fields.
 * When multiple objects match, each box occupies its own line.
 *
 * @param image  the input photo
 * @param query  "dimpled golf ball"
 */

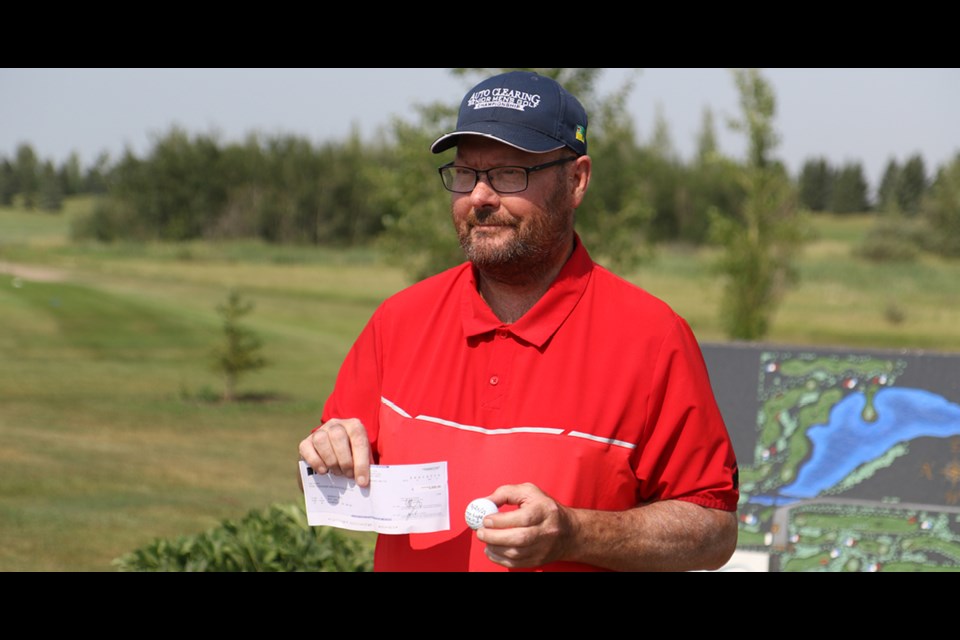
xmin=465 ymin=498 xmax=499 ymax=530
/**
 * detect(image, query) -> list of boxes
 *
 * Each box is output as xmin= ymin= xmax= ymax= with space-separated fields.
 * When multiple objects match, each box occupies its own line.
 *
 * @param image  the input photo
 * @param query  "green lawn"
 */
xmin=625 ymin=213 xmax=960 ymax=352
xmin=1 ymin=200 xmax=958 ymax=571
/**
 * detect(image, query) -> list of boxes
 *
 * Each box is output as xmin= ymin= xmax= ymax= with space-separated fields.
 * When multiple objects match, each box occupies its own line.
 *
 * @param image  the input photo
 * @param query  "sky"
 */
xmin=2 ymin=68 xmax=958 ymax=194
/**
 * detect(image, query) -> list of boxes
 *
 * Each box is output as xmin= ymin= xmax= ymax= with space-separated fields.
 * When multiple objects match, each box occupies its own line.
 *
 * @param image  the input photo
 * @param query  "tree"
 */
xmin=14 ymin=143 xmax=39 ymax=208
xmin=677 ymin=108 xmax=746 ymax=246
xmin=648 ymin=104 xmax=677 ymax=161
xmin=829 ymin=162 xmax=870 ymax=213
xmin=38 ymin=160 xmax=64 ymax=211
xmin=797 ymin=157 xmax=833 ymax=212
xmin=58 ymin=152 xmax=85 ymax=196
xmin=578 ymin=86 xmax=656 ymax=273
xmin=84 ymin=151 xmax=112 ymax=194
xmin=695 ymin=107 xmax=719 ymax=164
xmin=310 ymin=131 xmax=384 ymax=245
xmin=877 ymin=155 xmax=929 ymax=216
xmin=210 ymin=290 xmax=267 ymax=402
xmin=571 ymin=68 xmax=660 ymax=270
xmin=145 ymin=127 xmax=227 ymax=239
xmin=876 ymin=158 xmax=901 ymax=213
xmin=898 ymin=154 xmax=928 ymax=216
xmin=375 ymin=101 xmax=464 ymax=282
xmin=711 ymin=69 xmax=809 ymax=341
xmin=0 ymin=158 xmax=15 ymax=206
xmin=921 ymin=152 xmax=960 ymax=257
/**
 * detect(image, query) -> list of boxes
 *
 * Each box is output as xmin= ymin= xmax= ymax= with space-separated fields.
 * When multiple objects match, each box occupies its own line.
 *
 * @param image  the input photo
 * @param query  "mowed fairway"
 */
xmin=2 ymin=199 xmax=959 ymax=571
xmin=1 ymin=199 xmax=405 ymax=570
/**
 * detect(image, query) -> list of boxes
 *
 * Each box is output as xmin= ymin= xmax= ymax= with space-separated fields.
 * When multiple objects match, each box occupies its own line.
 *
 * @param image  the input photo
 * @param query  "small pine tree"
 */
xmin=210 ymin=290 xmax=267 ymax=402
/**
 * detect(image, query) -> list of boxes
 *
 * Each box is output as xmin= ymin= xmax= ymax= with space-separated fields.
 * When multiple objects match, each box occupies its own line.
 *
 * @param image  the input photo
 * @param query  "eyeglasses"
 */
xmin=438 ymin=156 xmax=577 ymax=194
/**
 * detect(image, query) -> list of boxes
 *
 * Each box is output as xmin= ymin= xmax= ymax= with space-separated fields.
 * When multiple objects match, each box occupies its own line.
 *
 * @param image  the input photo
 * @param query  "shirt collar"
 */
xmin=460 ymin=234 xmax=594 ymax=348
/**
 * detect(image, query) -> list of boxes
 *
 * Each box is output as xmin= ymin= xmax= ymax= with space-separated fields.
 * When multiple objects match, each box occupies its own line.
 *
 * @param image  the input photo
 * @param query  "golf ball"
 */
xmin=465 ymin=498 xmax=499 ymax=530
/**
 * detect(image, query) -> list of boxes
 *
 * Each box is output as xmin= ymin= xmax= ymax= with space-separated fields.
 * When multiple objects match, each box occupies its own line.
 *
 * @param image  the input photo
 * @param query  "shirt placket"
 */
xmin=481 ymin=327 xmax=517 ymax=412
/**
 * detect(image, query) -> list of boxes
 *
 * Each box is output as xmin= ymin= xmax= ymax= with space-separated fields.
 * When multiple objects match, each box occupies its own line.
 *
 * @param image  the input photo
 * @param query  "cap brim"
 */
xmin=430 ymin=123 xmax=566 ymax=155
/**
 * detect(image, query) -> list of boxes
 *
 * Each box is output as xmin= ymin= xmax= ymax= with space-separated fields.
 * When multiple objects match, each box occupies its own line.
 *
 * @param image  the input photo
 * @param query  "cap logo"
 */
xmin=576 ymin=125 xmax=586 ymax=143
xmin=467 ymin=87 xmax=541 ymax=112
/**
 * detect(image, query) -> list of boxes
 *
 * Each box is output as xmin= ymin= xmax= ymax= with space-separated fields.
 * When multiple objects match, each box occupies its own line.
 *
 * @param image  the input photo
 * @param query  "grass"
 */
xmin=624 ymin=213 xmax=960 ymax=352
xmin=2 ymin=200 xmax=959 ymax=571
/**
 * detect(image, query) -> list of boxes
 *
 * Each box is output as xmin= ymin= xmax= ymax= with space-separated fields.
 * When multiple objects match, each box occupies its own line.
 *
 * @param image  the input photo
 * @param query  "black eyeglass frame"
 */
xmin=438 ymin=156 xmax=578 ymax=194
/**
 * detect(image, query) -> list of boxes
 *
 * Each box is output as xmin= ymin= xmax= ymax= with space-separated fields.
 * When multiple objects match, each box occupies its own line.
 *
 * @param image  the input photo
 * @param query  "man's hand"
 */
xmin=298 ymin=418 xmax=372 ymax=488
xmin=475 ymin=483 xmax=576 ymax=569
xmin=474 ymin=482 xmax=739 ymax=571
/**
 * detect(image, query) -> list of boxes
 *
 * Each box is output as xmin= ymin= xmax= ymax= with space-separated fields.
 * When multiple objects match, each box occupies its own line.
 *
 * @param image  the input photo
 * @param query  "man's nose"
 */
xmin=470 ymin=172 xmax=500 ymax=206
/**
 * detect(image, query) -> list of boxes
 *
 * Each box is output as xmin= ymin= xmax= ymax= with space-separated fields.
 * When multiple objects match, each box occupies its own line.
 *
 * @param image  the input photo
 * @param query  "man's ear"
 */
xmin=570 ymin=155 xmax=592 ymax=207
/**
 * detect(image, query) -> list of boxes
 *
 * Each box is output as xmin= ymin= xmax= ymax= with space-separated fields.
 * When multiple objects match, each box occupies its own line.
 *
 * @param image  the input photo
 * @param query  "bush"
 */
xmin=71 ymin=199 xmax=145 ymax=242
xmin=854 ymin=216 xmax=922 ymax=262
xmin=113 ymin=503 xmax=373 ymax=572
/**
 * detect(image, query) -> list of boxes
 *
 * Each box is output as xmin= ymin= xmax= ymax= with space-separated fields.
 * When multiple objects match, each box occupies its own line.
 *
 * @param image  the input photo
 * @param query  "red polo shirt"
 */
xmin=322 ymin=237 xmax=738 ymax=571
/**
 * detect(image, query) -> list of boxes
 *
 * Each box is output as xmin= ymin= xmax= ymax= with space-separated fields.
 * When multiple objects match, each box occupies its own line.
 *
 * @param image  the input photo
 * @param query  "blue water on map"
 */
xmin=751 ymin=387 xmax=960 ymax=505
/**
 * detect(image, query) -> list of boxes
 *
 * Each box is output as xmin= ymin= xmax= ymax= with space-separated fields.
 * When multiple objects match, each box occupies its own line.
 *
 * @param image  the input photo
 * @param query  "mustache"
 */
xmin=470 ymin=208 xmax=517 ymax=226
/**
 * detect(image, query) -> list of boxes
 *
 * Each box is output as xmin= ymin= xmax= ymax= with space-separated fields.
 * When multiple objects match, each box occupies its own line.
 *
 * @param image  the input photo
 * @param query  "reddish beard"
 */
xmin=454 ymin=188 xmax=574 ymax=284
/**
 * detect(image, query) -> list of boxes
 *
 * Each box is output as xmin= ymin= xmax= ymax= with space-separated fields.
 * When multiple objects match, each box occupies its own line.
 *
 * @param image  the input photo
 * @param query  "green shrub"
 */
xmin=854 ymin=216 xmax=922 ymax=262
xmin=113 ymin=503 xmax=373 ymax=572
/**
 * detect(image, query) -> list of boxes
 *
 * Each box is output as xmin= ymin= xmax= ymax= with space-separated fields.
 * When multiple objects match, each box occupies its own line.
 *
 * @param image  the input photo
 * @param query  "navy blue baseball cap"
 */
xmin=431 ymin=71 xmax=588 ymax=156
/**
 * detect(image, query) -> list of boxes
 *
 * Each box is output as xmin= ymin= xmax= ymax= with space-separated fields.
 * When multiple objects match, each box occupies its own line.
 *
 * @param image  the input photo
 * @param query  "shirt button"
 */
xmin=489 ymin=376 xmax=499 ymax=386
xmin=496 ymin=330 xmax=508 ymax=339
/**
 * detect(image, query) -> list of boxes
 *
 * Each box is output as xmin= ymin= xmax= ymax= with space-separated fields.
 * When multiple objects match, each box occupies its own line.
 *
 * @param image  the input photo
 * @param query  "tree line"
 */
xmin=797 ymin=153 xmax=931 ymax=215
xmin=3 ymin=68 xmax=959 ymax=338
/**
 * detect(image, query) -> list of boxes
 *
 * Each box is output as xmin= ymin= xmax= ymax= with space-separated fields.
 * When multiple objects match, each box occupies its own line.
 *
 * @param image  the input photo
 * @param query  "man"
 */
xmin=299 ymin=70 xmax=739 ymax=571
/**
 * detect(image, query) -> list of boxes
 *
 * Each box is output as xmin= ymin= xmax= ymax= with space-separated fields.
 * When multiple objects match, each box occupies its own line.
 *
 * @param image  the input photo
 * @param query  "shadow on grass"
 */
xmin=177 ymin=386 xmax=292 ymax=405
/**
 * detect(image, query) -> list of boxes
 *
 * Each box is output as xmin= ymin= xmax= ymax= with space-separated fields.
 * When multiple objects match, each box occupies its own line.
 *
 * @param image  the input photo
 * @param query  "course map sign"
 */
xmin=701 ymin=342 xmax=960 ymax=572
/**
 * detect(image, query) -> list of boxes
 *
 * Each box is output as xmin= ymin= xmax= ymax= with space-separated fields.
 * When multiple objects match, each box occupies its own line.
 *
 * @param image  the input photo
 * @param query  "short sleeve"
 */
xmin=634 ymin=315 xmax=739 ymax=511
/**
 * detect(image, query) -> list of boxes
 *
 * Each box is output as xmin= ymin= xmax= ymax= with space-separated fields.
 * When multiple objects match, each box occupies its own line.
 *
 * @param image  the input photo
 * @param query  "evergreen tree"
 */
xmin=59 ymin=152 xmax=85 ymax=196
xmin=898 ymin=154 xmax=928 ymax=215
xmin=797 ymin=157 xmax=833 ymax=211
xmin=0 ymin=158 xmax=15 ymax=206
xmin=877 ymin=158 xmax=901 ymax=213
xmin=84 ymin=151 xmax=112 ymax=194
xmin=14 ymin=143 xmax=39 ymax=208
xmin=38 ymin=160 xmax=64 ymax=211
xmin=210 ymin=290 xmax=267 ymax=402
xmin=829 ymin=162 xmax=870 ymax=213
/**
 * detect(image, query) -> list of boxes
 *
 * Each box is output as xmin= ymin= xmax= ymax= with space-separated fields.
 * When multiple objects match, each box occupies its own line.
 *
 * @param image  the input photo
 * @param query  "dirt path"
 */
xmin=0 ymin=261 xmax=69 ymax=283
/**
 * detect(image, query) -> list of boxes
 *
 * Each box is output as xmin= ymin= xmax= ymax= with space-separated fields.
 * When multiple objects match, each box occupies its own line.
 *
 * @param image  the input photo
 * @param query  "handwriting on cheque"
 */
xmin=299 ymin=461 xmax=450 ymax=534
